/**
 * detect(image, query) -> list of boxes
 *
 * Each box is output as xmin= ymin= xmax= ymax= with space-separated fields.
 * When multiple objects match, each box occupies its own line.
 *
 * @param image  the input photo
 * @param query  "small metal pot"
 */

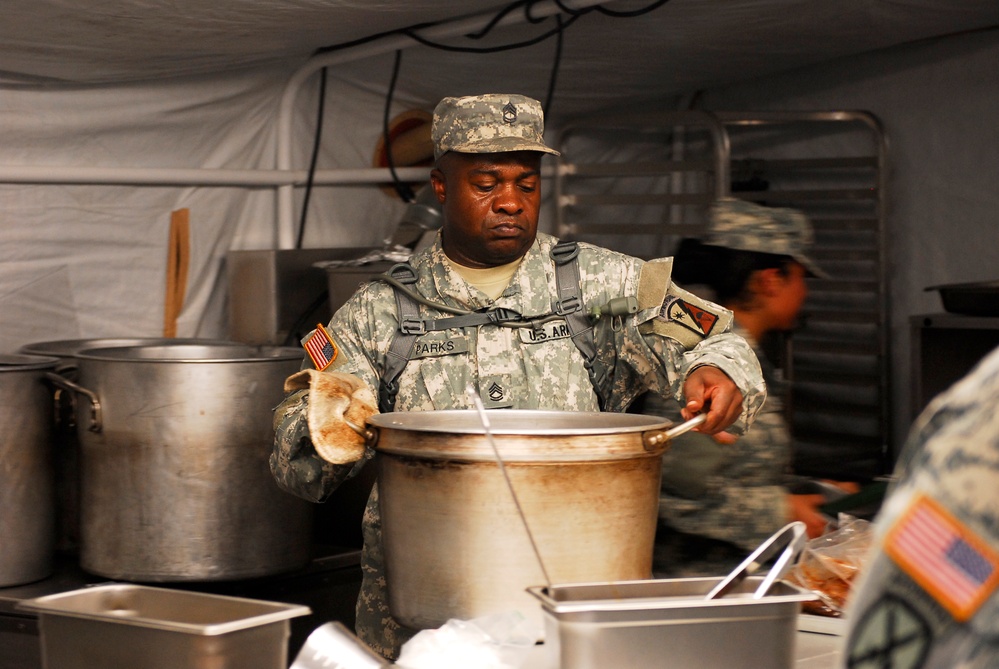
xmin=46 ymin=344 xmax=313 ymax=581
xmin=366 ymin=410 xmax=674 ymax=632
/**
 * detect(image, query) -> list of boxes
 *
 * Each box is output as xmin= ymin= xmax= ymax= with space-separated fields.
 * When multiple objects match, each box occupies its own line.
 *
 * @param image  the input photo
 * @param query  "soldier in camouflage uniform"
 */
xmin=843 ymin=345 xmax=999 ymax=669
xmin=647 ymin=198 xmax=842 ymax=577
xmin=270 ymin=94 xmax=766 ymax=659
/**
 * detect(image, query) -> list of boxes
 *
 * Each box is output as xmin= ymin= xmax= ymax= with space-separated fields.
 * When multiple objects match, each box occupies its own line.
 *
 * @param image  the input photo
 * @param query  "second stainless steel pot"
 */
xmin=367 ymin=410 xmax=673 ymax=633
xmin=48 ymin=344 xmax=313 ymax=581
xmin=0 ymin=354 xmax=59 ymax=586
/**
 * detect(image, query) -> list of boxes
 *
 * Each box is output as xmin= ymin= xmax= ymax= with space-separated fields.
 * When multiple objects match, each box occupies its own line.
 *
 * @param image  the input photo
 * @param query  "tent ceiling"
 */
xmin=5 ymin=0 xmax=998 ymax=109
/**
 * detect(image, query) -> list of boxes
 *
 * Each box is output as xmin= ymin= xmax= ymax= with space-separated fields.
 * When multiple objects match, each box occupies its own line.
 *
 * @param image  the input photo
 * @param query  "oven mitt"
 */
xmin=283 ymin=369 xmax=378 ymax=465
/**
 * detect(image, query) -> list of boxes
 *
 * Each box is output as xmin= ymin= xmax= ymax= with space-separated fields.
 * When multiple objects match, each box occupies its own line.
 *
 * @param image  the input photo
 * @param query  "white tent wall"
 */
xmin=1 ymin=66 xmax=282 ymax=349
xmin=691 ymin=29 xmax=999 ymax=450
xmin=0 ymin=65 xmax=413 ymax=352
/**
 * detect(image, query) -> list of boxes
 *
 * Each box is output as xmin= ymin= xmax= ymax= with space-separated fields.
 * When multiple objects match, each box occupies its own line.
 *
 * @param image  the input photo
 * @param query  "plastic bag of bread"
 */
xmin=783 ymin=515 xmax=872 ymax=617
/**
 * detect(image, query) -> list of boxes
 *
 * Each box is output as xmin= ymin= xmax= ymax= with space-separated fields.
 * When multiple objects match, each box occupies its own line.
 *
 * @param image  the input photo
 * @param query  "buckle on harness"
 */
xmin=551 ymin=241 xmax=580 ymax=265
xmin=486 ymin=308 xmax=521 ymax=324
xmin=400 ymin=317 xmax=426 ymax=335
xmin=554 ymin=296 xmax=582 ymax=316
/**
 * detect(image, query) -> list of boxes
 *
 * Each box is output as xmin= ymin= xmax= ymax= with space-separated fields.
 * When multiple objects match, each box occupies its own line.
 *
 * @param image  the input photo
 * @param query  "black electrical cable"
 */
xmin=296 ymin=66 xmax=328 ymax=249
xmin=522 ymin=0 xmax=551 ymax=25
xmin=552 ymin=0 xmax=598 ymax=16
xmin=402 ymin=15 xmax=581 ymax=54
xmin=312 ymin=1 xmax=670 ymax=56
xmin=595 ymin=0 xmax=671 ymax=18
xmin=465 ymin=0 xmax=530 ymax=39
xmin=383 ymin=50 xmax=415 ymax=203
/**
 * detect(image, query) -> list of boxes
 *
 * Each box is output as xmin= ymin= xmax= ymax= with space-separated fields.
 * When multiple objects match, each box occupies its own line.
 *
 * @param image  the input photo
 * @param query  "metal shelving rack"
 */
xmin=555 ymin=110 xmax=890 ymax=481
xmin=718 ymin=111 xmax=890 ymax=480
xmin=554 ymin=110 xmax=729 ymax=260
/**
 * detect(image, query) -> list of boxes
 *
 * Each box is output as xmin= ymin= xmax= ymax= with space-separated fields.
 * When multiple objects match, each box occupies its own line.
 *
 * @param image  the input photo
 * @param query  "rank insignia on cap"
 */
xmin=885 ymin=494 xmax=999 ymax=622
xmin=302 ymin=323 xmax=338 ymax=371
xmin=502 ymin=102 xmax=517 ymax=124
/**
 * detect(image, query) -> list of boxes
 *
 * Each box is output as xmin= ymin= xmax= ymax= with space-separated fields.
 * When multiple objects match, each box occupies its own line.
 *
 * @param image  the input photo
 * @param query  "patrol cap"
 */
xmin=705 ymin=197 xmax=828 ymax=278
xmin=431 ymin=94 xmax=560 ymax=160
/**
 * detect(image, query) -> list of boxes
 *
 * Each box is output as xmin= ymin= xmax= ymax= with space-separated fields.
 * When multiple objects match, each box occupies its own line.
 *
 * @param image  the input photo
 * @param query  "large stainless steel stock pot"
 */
xmin=366 ymin=409 xmax=675 ymax=633
xmin=18 ymin=337 xmax=235 ymax=554
xmin=46 ymin=344 xmax=313 ymax=581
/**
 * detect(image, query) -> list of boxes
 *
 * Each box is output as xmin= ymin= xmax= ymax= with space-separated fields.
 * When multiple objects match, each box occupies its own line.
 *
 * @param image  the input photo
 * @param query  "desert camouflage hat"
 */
xmin=705 ymin=197 xmax=828 ymax=278
xmin=431 ymin=94 xmax=560 ymax=160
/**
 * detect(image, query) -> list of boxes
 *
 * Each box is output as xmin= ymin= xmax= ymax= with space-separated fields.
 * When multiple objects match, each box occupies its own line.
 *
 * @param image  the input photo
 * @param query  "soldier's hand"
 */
xmin=681 ymin=365 xmax=744 ymax=434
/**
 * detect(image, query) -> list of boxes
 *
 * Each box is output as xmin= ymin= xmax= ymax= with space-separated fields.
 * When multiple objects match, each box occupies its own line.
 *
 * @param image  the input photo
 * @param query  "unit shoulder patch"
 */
xmin=846 ymin=593 xmax=932 ymax=669
xmin=641 ymin=283 xmax=733 ymax=349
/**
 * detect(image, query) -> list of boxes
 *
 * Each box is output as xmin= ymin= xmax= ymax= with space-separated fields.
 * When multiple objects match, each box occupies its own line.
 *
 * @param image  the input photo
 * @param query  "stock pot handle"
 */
xmin=642 ymin=414 xmax=707 ymax=451
xmin=44 ymin=371 xmax=102 ymax=433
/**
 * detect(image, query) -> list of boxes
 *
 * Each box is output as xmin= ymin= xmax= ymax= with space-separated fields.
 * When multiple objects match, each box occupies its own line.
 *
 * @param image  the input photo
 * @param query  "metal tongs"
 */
xmin=704 ymin=521 xmax=807 ymax=600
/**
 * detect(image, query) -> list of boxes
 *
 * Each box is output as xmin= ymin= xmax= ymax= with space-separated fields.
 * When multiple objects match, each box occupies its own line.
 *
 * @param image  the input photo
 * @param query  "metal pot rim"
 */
xmin=0 ymin=353 xmax=60 ymax=371
xmin=74 ymin=344 xmax=303 ymax=363
xmin=19 ymin=337 xmax=236 ymax=358
xmin=368 ymin=409 xmax=672 ymax=436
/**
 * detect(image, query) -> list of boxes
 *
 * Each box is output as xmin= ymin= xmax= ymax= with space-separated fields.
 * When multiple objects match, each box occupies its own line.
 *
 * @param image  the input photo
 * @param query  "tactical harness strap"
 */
xmin=380 ymin=263 xmax=421 ymax=413
xmin=378 ymin=241 xmax=602 ymax=412
xmin=550 ymin=241 xmax=600 ymax=386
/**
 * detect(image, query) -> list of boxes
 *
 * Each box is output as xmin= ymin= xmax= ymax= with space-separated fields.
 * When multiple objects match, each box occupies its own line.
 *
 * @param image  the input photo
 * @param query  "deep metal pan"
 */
xmin=926 ymin=280 xmax=999 ymax=317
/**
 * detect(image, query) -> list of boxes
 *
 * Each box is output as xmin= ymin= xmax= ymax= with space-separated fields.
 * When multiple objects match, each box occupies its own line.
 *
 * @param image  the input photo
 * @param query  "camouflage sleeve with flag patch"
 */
xmin=843 ymin=345 xmax=999 ymax=669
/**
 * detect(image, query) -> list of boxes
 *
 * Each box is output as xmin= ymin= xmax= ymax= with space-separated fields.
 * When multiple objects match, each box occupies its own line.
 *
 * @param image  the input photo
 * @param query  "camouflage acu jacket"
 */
xmin=270 ymin=231 xmax=766 ymax=659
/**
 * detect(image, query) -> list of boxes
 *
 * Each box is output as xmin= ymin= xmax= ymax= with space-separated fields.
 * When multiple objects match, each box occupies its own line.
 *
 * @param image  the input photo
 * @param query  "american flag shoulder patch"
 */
xmin=302 ymin=323 xmax=338 ymax=371
xmin=885 ymin=494 xmax=999 ymax=622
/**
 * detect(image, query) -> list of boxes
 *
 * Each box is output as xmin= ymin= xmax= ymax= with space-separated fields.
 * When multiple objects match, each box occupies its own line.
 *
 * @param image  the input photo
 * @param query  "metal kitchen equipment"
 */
xmin=528 ymin=576 xmax=817 ymax=669
xmin=18 ymin=336 xmax=236 ymax=359
xmin=366 ymin=409 xmax=674 ymax=632
xmin=926 ymin=280 xmax=999 ymax=317
xmin=18 ymin=337 xmax=237 ymax=554
xmin=45 ymin=343 xmax=313 ymax=581
xmin=18 ymin=583 xmax=310 ymax=669
xmin=0 ymin=354 xmax=59 ymax=587
xmin=705 ymin=521 xmax=807 ymax=600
